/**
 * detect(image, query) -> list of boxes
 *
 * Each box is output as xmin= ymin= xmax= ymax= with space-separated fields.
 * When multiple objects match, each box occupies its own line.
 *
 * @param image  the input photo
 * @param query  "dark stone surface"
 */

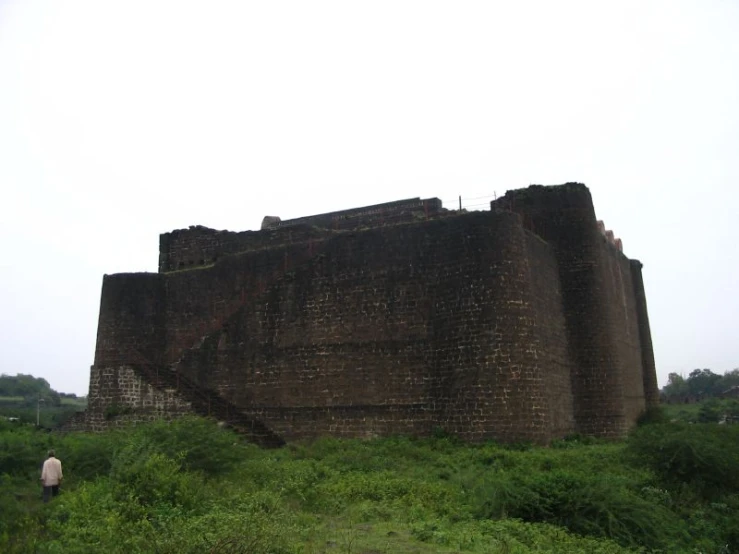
xmin=77 ymin=183 xmax=658 ymax=445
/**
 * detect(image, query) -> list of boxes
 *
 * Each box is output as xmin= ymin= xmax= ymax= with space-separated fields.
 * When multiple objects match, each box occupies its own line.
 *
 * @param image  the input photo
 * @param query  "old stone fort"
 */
xmin=75 ymin=182 xmax=658 ymax=446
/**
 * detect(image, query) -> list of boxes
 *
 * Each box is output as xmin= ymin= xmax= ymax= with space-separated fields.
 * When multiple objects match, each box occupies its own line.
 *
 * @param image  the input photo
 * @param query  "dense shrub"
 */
xmin=58 ymin=430 xmax=118 ymax=482
xmin=124 ymin=416 xmax=248 ymax=477
xmin=45 ymin=479 xmax=295 ymax=554
xmin=411 ymin=518 xmax=636 ymax=553
xmin=626 ymin=422 xmax=739 ymax=498
xmin=473 ymin=469 xmax=684 ymax=550
xmin=0 ymin=423 xmax=50 ymax=478
xmin=636 ymin=405 xmax=669 ymax=425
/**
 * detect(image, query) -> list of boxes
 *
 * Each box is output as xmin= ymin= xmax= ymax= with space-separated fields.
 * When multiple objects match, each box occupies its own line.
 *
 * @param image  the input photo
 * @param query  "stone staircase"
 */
xmin=130 ymin=358 xmax=285 ymax=448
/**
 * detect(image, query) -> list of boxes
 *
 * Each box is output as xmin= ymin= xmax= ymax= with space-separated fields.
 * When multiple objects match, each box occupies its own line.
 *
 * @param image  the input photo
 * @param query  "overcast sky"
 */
xmin=1 ymin=0 xmax=737 ymax=396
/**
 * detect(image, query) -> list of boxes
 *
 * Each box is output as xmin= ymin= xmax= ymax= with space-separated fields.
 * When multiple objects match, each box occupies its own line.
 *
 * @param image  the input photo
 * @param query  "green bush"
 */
xmin=636 ymin=405 xmax=669 ymax=425
xmin=473 ymin=469 xmax=682 ymax=550
xmin=45 ymin=480 xmax=294 ymax=554
xmin=125 ymin=416 xmax=248 ymax=477
xmin=626 ymin=422 xmax=739 ymax=498
xmin=110 ymin=446 xmax=205 ymax=510
xmin=698 ymin=399 xmax=723 ymax=423
xmin=58 ymin=430 xmax=118 ymax=482
xmin=411 ymin=518 xmax=637 ymax=553
xmin=0 ymin=423 xmax=50 ymax=477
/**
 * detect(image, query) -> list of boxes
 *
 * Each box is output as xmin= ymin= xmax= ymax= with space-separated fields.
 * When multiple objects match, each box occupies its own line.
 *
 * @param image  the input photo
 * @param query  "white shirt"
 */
xmin=41 ymin=457 xmax=63 ymax=486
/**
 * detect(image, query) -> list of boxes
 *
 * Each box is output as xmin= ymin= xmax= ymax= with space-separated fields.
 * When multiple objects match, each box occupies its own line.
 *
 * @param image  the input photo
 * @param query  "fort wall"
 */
xmin=630 ymin=260 xmax=659 ymax=407
xmin=84 ymin=365 xmax=193 ymax=432
xmin=94 ymin=273 xmax=166 ymax=368
xmin=172 ymin=212 xmax=566 ymax=443
xmin=158 ymin=224 xmax=329 ymax=273
xmin=161 ymin=240 xmax=331 ymax=365
xmin=601 ymin=243 xmax=646 ymax=424
xmin=492 ymin=183 xmax=649 ymax=436
xmin=273 ymin=197 xmax=444 ymax=230
xmin=525 ymin=233 xmax=575 ymax=438
xmin=158 ymin=198 xmax=445 ymax=273
xmin=79 ymin=183 xmax=658 ymax=445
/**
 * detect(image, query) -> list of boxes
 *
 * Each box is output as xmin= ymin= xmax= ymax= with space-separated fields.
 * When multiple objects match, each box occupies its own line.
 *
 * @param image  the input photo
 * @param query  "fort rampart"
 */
xmin=78 ymin=183 xmax=658 ymax=446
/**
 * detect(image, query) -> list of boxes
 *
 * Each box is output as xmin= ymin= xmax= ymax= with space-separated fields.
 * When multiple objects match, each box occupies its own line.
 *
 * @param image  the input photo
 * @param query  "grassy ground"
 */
xmin=662 ymin=401 xmax=702 ymax=421
xmin=662 ymin=397 xmax=739 ymax=423
xmin=1 ymin=412 xmax=738 ymax=553
xmin=0 ymin=397 xmax=26 ymax=403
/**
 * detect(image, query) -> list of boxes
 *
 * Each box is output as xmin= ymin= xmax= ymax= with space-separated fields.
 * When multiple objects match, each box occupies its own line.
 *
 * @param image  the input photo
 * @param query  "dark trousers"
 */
xmin=43 ymin=485 xmax=59 ymax=503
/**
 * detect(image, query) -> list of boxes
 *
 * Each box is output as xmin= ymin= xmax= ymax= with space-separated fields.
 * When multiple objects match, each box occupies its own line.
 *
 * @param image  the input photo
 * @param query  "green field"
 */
xmin=662 ymin=397 xmax=739 ymax=423
xmin=0 ymin=396 xmax=27 ymax=404
xmin=0 ymin=395 xmax=86 ymax=428
xmin=1 ymin=410 xmax=738 ymax=554
xmin=59 ymin=397 xmax=87 ymax=409
xmin=0 ymin=375 xmax=87 ymax=429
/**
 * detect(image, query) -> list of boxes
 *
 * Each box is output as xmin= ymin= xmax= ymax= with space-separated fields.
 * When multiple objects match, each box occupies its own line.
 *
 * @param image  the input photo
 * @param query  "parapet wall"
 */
xmin=273 ymin=197 xmax=444 ymax=229
xmin=158 ymin=198 xmax=446 ymax=273
xmin=82 ymin=183 xmax=657 ymax=444
xmin=158 ymin=224 xmax=330 ymax=273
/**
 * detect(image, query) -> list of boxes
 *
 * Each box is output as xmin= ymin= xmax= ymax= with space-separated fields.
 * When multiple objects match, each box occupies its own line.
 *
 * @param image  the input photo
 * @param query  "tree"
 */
xmin=0 ymin=374 xmax=61 ymax=406
xmin=662 ymin=373 xmax=688 ymax=399
xmin=687 ymin=369 xmax=723 ymax=397
xmin=720 ymin=369 xmax=739 ymax=392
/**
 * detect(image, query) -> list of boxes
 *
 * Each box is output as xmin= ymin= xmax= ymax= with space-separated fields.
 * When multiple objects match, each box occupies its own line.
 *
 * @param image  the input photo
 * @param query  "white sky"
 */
xmin=1 ymin=0 xmax=737 ymax=396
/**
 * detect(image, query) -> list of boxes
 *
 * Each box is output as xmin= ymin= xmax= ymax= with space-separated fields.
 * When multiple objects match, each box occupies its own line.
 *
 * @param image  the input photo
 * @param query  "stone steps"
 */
xmin=132 ymin=362 xmax=285 ymax=448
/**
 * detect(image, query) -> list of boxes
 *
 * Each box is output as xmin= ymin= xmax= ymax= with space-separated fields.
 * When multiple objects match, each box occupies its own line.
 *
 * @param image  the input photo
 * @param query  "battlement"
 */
xmin=81 ymin=183 xmax=658 ymax=445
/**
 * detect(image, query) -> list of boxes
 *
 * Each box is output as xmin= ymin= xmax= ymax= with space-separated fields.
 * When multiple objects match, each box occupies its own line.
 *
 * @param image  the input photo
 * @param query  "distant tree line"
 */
xmin=0 ymin=373 xmax=62 ymax=406
xmin=0 ymin=374 xmax=86 ymax=428
xmin=661 ymin=368 xmax=739 ymax=401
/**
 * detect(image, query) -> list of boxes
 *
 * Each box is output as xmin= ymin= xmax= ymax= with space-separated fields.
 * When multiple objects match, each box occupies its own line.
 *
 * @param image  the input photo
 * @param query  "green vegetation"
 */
xmin=0 ymin=374 xmax=86 ymax=428
xmin=1 ymin=410 xmax=738 ymax=553
xmin=662 ymin=368 xmax=739 ymax=401
xmin=663 ymin=398 xmax=739 ymax=424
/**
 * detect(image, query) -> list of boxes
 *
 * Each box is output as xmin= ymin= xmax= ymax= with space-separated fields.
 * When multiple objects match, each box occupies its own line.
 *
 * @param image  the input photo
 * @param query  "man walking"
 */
xmin=40 ymin=449 xmax=63 ymax=503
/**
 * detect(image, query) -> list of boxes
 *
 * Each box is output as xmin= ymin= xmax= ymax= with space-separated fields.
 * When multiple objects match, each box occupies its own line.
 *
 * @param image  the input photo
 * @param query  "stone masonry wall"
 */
xmin=84 ymin=183 xmax=657 ymax=444
xmin=94 ymin=273 xmax=166 ymax=368
xmin=630 ymin=260 xmax=659 ymax=407
xmin=492 ymin=183 xmax=657 ymax=436
xmin=171 ymin=211 xmax=561 ymax=443
xmin=158 ymin=224 xmax=330 ymax=273
xmin=429 ymin=213 xmax=550 ymax=442
xmin=161 ymin=240 xmax=332 ymax=365
xmin=158 ymin=198 xmax=445 ymax=273
xmin=601 ymin=243 xmax=646 ymax=424
xmin=525 ymin=233 xmax=576 ymax=438
xmin=275 ymin=197 xmax=444 ymax=230
xmin=83 ymin=365 xmax=192 ymax=432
